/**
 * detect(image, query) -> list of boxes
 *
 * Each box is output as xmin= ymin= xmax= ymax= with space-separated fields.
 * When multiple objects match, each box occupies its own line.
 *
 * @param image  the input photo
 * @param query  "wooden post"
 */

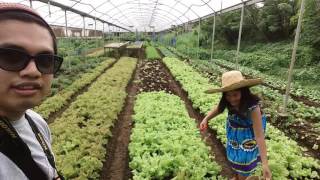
xmin=236 ymin=2 xmax=245 ymax=70
xmin=283 ymin=0 xmax=306 ymax=114
xmin=210 ymin=12 xmax=216 ymax=60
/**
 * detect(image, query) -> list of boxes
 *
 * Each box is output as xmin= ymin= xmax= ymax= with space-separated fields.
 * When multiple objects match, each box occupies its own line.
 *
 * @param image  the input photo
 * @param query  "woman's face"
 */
xmin=225 ymin=90 xmax=241 ymax=107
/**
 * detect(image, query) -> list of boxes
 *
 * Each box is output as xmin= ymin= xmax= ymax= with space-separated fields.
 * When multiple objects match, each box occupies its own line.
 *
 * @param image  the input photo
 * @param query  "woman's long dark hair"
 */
xmin=217 ymin=87 xmax=261 ymax=119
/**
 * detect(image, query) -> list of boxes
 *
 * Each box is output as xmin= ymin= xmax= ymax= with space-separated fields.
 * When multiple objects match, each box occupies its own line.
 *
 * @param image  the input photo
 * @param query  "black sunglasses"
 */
xmin=0 ymin=48 xmax=63 ymax=74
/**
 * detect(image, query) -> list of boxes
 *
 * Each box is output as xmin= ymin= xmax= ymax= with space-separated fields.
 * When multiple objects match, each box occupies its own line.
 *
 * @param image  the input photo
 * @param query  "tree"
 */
xmin=301 ymin=0 xmax=320 ymax=61
xmin=257 ymin=0 xmax=297 ymax=41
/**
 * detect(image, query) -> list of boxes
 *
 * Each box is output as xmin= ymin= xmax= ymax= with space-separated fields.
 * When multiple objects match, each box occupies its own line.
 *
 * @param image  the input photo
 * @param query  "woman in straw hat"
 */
xmin=200 ymin=71 xmax=271 ymax=180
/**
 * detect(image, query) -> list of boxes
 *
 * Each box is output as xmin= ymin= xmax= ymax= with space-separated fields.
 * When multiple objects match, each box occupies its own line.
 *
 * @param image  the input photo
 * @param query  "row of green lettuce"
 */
xmin=52 ymin=56 xmax=107 ymax=96
xmin=34 ymin=58 xmax=116 ymax=120
xmin=57 ymin=38 xmax=104 ymax=57
xmin=146 ymin=46 xmax=161 ymax=60
xmin=158 ymin=46 xmax=177 ymax=58
xmin=162 ymin=57 xmax=320 ymax=179
xmin=166 ymin=46 xmax=320 ymax=104
xmin=129 ymin=91 xmax=223 ymax=179
xmin=53 ymin=38 xmax=107 ymax=96
xmin=50 ymin=57 xmax=137 ymax=179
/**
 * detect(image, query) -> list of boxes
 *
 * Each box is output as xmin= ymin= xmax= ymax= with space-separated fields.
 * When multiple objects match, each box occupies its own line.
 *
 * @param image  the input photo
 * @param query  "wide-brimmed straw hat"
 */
xmin=205 ymin=70 xmax=262 ymax=94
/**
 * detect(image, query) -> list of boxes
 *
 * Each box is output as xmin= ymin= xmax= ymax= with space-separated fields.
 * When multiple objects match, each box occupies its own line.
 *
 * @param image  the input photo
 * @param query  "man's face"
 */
xmin=0 ymin=20 xmax=54 ymax=113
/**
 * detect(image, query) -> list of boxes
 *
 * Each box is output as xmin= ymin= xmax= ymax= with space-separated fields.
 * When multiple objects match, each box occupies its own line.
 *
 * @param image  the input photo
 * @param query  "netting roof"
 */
xmin=4 ymin=0 xmax=254 ymax=32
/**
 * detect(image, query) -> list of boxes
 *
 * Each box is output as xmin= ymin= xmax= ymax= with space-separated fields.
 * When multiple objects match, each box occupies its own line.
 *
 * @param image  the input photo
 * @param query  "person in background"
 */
xmin=200 ymin=70 xmax=272 ymax=180
xmin=0 ymin=3 xmax=64 ymax=180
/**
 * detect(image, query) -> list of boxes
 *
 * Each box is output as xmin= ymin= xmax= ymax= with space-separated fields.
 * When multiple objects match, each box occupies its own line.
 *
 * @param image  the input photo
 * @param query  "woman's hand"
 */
xmin=200 ymin=119 xmax=208 ymax=131
xmin=262 ymin=164 xmax=272 ymax=180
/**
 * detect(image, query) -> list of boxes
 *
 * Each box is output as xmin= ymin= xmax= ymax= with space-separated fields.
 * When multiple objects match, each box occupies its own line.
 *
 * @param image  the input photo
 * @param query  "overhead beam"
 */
xmin=202 ymin=0 xmax=264 ymax=20
xmin=35 ymin=0 xmax=131 ymax=32
xmin=158 ymin=0 xmax=264 ymax=32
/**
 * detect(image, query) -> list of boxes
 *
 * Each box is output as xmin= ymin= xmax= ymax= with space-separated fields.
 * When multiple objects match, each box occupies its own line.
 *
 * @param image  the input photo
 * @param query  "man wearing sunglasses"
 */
xmin=0 ymin=3 xmax=64 ymax=180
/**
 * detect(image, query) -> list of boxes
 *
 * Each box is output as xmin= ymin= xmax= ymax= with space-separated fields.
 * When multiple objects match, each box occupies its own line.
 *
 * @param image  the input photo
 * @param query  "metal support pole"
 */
xmin=176 ymin=26 xmax=178 ymax=36
xmin=107 ymin=24 xmax=110 ymax=41
xmin=111 ymin=26 xmax=113 ymax=41
xmin=64 ymin=10 xmax=68 ymax=37
xmin=175 ymin=26 xmax=178 ymax=47
xmin=197 ymin=18 xmax=201 ymax=59
xmin=82 ymin=16 xmax=85 ymax=38
xmin=65 ymin=10 xmax=70 ymax=71
xmin=29 ymin=0 xmax=33 ymax=8
xmin=118 ymin=27 xmax=120 ymax=42
xmin=283 ymin=0 xmax=306 ymax=114
xmin=120 ymin=29 xmax=122 ymax=41
xmin=94 ymin=17 xmax=97 ymax=38
xmin=235 ymin=2 xmax=245 ymax=70
xmin=135 ymin=28 xmax=138 ymax=41
xmin=210 ymin=13 xmax=216 ymax=60
xmin=186 ymin=21 xmax=189 ymax=32
xmin=48 ymin=0 xmax=51 ymax=17
xmin=115 ymin=26 xmax=116 ymax=41
xmin=113 ymin=26 xmax=115 ymax=41
xmin=102 ymin=22 xmax=105 ymax=39
xmin=108 ymin=24 xmax=110 ymax=41
xmin=118 ymin=29 xmax=120 ymax=41
xmin=153 ymin=27 xmax=155 ymax=42
xmin=115 ymin=26 xmax=117 ymax=42
xmin=186 ymin=21 xmax=189 ymax=55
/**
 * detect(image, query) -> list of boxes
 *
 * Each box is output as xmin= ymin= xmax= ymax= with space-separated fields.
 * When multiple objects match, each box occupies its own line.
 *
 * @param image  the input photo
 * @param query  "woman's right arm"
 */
xmin=200 ymin=106 xmax=220 ymax=130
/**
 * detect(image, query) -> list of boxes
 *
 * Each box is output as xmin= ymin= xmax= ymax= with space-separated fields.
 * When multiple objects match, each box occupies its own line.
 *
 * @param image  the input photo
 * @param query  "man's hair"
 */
xmin=0 ymin=11 xmax=57 ymax=54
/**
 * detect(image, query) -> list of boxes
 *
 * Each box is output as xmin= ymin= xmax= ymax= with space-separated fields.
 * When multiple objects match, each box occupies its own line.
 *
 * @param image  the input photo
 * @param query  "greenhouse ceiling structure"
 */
xmin=4 ymin=0 xmax=264 ymax=32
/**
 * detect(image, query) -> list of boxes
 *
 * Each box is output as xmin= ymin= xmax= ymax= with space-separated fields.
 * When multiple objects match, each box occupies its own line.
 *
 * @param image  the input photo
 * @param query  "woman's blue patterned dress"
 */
xmin=226 ymin=104 xmax=267 ymax=176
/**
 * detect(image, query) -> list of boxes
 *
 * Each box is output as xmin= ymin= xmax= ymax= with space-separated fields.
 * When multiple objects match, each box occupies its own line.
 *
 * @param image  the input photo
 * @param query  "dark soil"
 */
xmin=100 ymin=54 xmax=234 ymax=179
xmin=159 ymin=60 xmax=235 ymax=178
xmin=100 ymin=59 xmax=139 ymax=180
xmin=47 ymin=59 xmax=118 ymax=124
xmin=136 ymin=59 xmax=175 ymax=94
xmin=158 ymin=49 xmax=234 ymax=177
xmin=275 ymin=115 xmax=320 ymax=158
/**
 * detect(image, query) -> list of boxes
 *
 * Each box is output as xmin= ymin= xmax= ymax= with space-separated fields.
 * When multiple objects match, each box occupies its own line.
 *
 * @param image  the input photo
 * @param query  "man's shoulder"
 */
xmin=26 ymin=109 xmax=48 ymax=127
xmin=26 ymin=109 xmax=51 ymax=140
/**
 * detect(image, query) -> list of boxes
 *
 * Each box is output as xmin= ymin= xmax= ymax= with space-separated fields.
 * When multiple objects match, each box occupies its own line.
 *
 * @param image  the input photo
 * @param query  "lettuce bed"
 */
xmin=129 ymin=91 xmax=222 ymax=179
xmin=50 ymin=57 xmax=137 ymax=179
